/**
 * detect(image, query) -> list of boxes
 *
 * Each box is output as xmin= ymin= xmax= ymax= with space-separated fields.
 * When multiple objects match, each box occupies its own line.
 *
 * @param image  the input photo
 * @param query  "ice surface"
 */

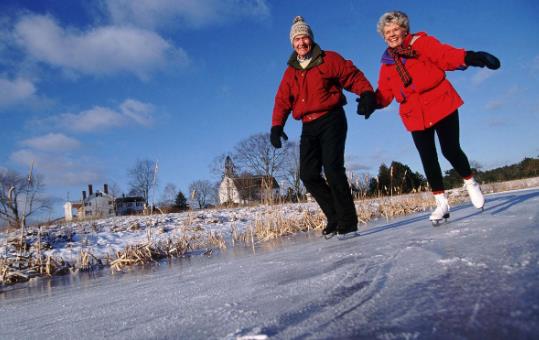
xmin=1 ymin=188 xmax=538 ymax=339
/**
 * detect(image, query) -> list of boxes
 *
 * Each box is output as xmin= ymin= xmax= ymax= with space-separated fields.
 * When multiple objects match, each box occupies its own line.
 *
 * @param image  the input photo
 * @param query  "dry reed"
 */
xmin=2 ymin=177 xmax=537 ymax=285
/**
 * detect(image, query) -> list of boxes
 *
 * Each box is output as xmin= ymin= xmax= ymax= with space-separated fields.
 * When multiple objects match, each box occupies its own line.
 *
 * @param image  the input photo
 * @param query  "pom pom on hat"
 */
xmin=290 ymin=16 xmax=314 ymax=44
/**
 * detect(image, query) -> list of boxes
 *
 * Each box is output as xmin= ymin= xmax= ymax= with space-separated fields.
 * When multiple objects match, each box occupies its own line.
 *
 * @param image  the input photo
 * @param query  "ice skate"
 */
xmin=430 ymin=193 xmax=450 ymax=226
xmin=322 ymin=221 xmax=338 ymax=239
xmin=464 ymin=177 xmax=485 ymax=210
xmin=336 ymin=224 xmax=359 ymax=240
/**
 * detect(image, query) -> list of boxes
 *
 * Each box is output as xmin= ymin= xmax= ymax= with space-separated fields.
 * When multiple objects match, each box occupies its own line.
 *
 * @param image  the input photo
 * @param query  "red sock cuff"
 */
xmin=432 ymin=190 xmax=445 ymax=195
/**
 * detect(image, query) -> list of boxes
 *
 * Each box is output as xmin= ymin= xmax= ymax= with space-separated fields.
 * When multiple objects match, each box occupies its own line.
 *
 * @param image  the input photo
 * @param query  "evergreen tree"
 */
xmin=442 ymin=168 xmax=463 ymax=189
xmin=368 ymin=163 xmax=390 ymax=196
xmin=476 ymin=157 xmax=539 ymax=183
xmin=388 ymin=161 xmax=425 ymax=194
xmin=175 ymin=191 xmax=189 ymax=211
xmin=368 ymin=161 xmax=426 ymax=196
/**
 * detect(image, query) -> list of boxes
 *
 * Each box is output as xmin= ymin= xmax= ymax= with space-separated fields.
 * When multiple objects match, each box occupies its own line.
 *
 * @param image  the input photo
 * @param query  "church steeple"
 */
xmin=224 ymin=156 xmax=235 ymax=178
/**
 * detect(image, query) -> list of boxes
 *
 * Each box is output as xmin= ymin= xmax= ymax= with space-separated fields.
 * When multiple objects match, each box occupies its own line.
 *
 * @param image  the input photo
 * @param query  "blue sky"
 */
xmin=1 ymin=0 xmax=538 ymax=217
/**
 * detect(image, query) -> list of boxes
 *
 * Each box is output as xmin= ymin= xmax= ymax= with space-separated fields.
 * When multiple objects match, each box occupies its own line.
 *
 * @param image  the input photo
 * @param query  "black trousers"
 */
xmin=411 ymin=110 xmax=472 ymax=192
xmin=300 ymin=108 xmax=357 ymax=227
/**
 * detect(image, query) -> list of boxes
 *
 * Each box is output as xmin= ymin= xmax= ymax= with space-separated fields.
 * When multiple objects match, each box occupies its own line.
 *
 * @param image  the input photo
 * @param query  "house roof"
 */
xmin=228 ymin=175 xmax=279 ymax=200
xmin=84 ymin=191 xmax=113 ymax=201
xmin=115 ymin=196 xmax=145 ymax=203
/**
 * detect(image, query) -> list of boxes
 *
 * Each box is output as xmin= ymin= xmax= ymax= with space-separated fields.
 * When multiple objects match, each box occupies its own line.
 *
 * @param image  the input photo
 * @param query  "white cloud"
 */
xmin=484 ymin=85 xmax=520 ymax=111
xmin=485 ymin=116 xmax=508 ymax=127
xmin=120 ymin=99 xmax=154 ymax=126
xmin=22 ymin=133 xmax=80 ymax=151
xmin=10 ymin=149 xmax=101 ymax=186
xmin=104 ymin=0 xmax=270 ymax=30
xmin=532 ymin=55 xmax=539 ymax=72
xmin=40 ymin=98 xmax=155 ymax=132
xmin=485 ymin=99 xmax=504 ymax=111
xmin=13 ymin=14 xmax=188 ymax=79
xmin=0 ymin=77 xmax=36 ymax=108
xmin=471 ymin=68 xmax=496 ymax=87
xmin=345 ymin=155 xmax=371 ymax=172
xmin=60 ymin=106 xmax=125 ymax=132
xmin=9 ymin=149 xmax=35 ymax=167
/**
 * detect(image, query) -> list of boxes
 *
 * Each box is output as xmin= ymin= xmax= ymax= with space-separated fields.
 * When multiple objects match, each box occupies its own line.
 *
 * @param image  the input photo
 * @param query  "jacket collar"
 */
xmin=380 ymin=32 xmax=426 ymax=65
xmin=288 ymin=44 xmax=323 ymax=70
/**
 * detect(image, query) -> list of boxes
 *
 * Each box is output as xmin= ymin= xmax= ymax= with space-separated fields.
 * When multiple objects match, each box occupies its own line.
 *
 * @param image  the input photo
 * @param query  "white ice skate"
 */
xmin=464 ymin=177 xmax=485 ymax=210
xmin=430 ymin=193 xmax=450 ymax=226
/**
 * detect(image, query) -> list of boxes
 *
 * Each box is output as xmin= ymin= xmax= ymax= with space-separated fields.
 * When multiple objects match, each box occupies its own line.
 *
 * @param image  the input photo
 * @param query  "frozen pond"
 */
xmin=1 ymin=189 xmax=538 ymax=339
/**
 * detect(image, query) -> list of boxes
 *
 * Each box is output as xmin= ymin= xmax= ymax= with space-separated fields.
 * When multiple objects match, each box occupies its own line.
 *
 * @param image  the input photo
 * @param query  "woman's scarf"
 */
xmin=387 ymin=45 xmax=417 ymax=87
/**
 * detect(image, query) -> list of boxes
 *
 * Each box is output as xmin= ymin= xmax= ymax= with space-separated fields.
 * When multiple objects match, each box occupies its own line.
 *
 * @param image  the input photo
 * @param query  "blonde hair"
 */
xmin=377 ymin=11 xmax=410 ymax=37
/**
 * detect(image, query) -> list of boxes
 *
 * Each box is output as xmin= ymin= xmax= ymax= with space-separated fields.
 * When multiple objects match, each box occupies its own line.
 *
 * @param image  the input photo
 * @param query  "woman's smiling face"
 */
xmin=383 ymin=22 xmax=407 ymax=48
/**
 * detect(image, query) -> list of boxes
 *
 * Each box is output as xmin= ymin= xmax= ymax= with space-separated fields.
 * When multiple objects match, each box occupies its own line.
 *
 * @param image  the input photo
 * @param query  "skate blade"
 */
xmin=431 ymin=213 xmax=450 ymax=226
xmin=323 ymin=232 xmax=337 ymax=240
xmin=337 ymin=231 xmax=360 ymax=240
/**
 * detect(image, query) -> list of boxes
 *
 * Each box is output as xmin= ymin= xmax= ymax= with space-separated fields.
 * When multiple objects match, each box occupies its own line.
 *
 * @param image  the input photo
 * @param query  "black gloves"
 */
xmin=270 ymin=126 xmax=288 ymax=148
xmin=356 ymin=91 xmax=377 ymax=119
xmin=465 ymin=51 xmax=501 ymax=70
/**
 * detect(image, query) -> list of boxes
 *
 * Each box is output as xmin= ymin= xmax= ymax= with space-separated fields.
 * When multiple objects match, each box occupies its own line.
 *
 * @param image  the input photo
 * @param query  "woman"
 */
xmin=359 ymin=11 xmax=500 ymax=224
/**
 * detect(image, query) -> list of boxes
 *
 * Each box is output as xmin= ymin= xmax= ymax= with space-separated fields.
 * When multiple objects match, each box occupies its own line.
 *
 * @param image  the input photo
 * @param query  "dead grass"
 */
xmin=249 ymin=210 xmax=325 ymax=242
xmin=0 ymin=252 xmax=70 ymax=285
xmin=2 ymin=178 xmax=538 ymax=286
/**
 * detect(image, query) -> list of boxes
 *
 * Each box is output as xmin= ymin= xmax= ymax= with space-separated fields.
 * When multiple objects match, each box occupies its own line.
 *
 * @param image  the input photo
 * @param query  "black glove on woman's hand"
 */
xmin=465 ymin=51 xmax=501 ymax=70
xmin=356 ymin=91 xmax=377 ymax=119
xmin=270 ymin=126 xmax=288 ymax=148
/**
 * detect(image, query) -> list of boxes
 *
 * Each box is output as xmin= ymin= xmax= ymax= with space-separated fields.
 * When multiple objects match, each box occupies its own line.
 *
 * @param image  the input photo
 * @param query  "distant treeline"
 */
xmin=443 ymin=157 xmax=539 ymax=189
xmin=359 ymin=156 xmax=539 ymax=197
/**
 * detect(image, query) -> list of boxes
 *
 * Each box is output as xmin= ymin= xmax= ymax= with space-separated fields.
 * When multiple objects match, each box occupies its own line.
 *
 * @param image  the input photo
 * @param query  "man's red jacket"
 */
xmin=272 ymin=44 xmax=373 ymax=127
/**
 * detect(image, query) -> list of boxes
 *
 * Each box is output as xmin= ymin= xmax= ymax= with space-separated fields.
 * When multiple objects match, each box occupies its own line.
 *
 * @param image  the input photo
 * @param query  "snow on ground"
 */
xmin=0 ymin=201 xmax=325 ymax=265
xmin=1 ymin=188 xmax=538 ymax=339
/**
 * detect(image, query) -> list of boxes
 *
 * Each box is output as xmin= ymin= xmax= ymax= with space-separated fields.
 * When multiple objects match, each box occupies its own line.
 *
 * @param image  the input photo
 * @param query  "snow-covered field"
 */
xmin=1 ymin=187 xmax=538 ymax=339
xmin=1 ymin=178 xmax=537 ymax=281
xmin=0 ymin=190 xmax=439 ymax=282
xmin=0 ymin=201 xmax=330 ymax=277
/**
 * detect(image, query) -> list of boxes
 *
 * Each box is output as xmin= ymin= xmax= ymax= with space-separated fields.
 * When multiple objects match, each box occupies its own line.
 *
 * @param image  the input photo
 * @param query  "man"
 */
xmin=271 ymin=16 xmax=376 ymax=236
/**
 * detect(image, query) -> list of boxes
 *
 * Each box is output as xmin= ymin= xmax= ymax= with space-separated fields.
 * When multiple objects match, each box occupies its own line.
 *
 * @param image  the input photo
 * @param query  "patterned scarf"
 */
xmin=388 ymin=46 xmax=417 ymax=87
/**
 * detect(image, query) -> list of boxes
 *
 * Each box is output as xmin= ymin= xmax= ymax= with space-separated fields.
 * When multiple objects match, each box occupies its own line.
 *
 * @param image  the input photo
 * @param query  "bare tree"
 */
xmin=209 ymin=153 xmax=230 ymax=179
xmin=232 ymin=132 xmax=290 ymax=178
xmin=107 ymin=182 xmax=123 ymax=198
xmin=128 ymin=159 xmax=158 ymax=204
xmin=282 ymin=140 xmax=304 ymax=200
xmin=0 ymin=168 xmax=51 ymax=228
xmin=347 ymin=171 xmax=371 ymax=199
xmin=210 ymin=181 xmax=220 ymax=206
xmin=188 ymin=180 xmax=215 ymax=209
xmin=159 ymin=183 xmax=177 ymax=208
xmin=470 ymin=160 xmax=483 ymax=172
xmin=345 ymin=155 xmax=373 ymax=199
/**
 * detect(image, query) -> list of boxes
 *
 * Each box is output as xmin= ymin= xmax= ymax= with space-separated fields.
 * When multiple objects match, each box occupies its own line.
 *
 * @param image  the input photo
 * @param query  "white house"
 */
xmin=64 ymin=184 xmax=149 ymax=221
xmin=218 ymin=156 xmax=279 ymax=205
xmin=64 ymin=184 xmax=115 ymax=221
xmin=115 ymin=196 xmax=146 ymax=216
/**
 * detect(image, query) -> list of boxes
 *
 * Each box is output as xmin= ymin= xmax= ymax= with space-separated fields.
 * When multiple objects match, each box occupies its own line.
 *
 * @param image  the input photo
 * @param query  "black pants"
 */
xmin=300 ymin=108 xmax=357 ymax=227
xmin=411 ymin=110 xmax=472 ymax=192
